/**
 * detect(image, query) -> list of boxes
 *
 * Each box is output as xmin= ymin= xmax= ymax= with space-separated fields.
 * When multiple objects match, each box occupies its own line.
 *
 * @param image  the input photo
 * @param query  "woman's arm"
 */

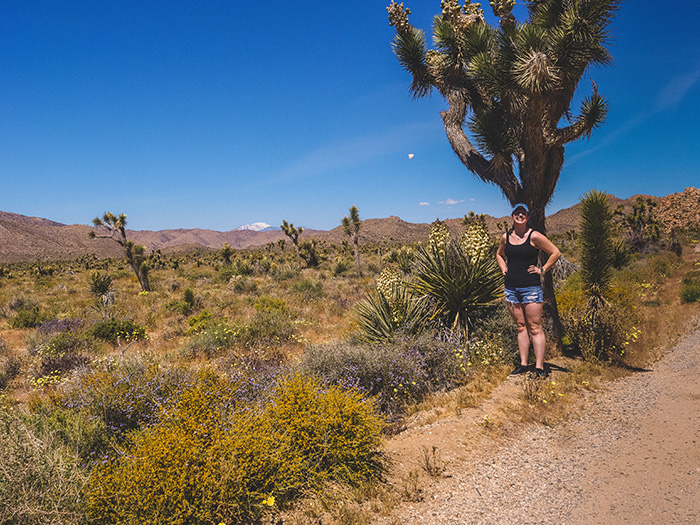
xmin=530 ymin=231 xmax=561 ymax=274
xmin=496 ymin=234 xmax=508 ymax=275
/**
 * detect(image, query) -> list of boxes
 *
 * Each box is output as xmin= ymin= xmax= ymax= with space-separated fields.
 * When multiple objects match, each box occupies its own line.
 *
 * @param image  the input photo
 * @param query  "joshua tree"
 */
xmin=614 ymin=196 xmax=661 ymax=252
xmin=89 ymin=212 xmax=151 ymax=292
xmin=387 ymin=0 xmax=619 ymax=345
xmin=342 ymin=205 xmax=363 ymax=277
xmin=281 ymin=220 xmax=303 ymax=267
xmin=220 ymin=242 xmax=234 ymax=267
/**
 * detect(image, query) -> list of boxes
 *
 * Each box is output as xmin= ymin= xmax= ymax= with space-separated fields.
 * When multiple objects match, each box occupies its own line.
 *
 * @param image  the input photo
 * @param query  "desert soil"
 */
xmin=376 ymin=317 xmax=700 ymax=524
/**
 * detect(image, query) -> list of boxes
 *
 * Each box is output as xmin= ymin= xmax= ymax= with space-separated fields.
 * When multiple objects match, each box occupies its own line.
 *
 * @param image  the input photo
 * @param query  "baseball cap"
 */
xmin=511 ymin=203 xmax=529 ymax=214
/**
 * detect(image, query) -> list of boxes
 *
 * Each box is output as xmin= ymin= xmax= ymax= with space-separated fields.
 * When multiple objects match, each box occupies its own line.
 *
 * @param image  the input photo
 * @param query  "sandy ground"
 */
xmin=379 ymin=318 xmax=700 ymax=524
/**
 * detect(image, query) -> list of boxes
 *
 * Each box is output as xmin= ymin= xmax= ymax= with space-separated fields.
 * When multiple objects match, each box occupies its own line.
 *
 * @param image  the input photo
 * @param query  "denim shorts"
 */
xmin=504 ymin=285 xmax=543 ymax=304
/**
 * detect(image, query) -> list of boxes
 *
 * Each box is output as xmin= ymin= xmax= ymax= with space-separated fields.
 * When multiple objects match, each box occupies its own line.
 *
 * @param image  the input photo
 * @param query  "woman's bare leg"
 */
xmin=507 ymin=301 xmax=530 ymax=366
xmin=523 ymin=302 xmax=545 ymax=369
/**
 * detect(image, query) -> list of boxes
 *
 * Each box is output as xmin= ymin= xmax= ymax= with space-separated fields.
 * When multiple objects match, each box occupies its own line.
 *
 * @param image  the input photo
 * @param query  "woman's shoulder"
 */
xmin=530 ymin=230 xmax=555 ymax=248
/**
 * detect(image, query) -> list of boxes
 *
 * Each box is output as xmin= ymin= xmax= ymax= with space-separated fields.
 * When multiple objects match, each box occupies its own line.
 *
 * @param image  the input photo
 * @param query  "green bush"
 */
xmin=561 ymin=303 xmax=636 ymax=361
xmin=185 ymin=310 xmax=218 ymax=334
xmin=84 ymin=372 xmax=384 ymax=525
xmin=331 ymin=258 xmax=351 ymax=277
xmin=273 ymin=264 xmax=300 ymax=281
xmin=11 ymin=305 xmax=46 ymax=329
xmin=253 ymin=296 xmax=288 ymax=313
xmin=410 ymin=239 xmax=503 ymax=335
xmin=29 ymin=331 xmax=91 ymax=379
xmin=165 ymin=287 xmax=200 ymax=316
xmin=291 ymin=278 xmax=324 ymax=301
xmin=88 ymin=318 xmax=147 ymax=344
xmin=182 ymin=322 xmax=239 ymax=359
xmin=240 ymin=309 xmax=297 ymax=348
xmin=680 ymin=273 xmax=700 ymax=303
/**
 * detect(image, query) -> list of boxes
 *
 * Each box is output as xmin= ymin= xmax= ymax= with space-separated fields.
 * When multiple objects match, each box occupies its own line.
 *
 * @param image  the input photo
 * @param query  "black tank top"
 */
xmin=504 ymin=230 xmax=541 ymax=287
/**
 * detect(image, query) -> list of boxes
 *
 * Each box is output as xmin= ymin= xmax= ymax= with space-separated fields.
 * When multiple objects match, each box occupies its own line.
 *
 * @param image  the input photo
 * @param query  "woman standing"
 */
xmin=496 ymin=203 xmax=561 ymax=378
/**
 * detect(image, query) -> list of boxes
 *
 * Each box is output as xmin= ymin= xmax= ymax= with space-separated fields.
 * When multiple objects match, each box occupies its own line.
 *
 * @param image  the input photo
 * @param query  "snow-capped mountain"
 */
xmin=235 ymin=222 xmax=274 ymax=232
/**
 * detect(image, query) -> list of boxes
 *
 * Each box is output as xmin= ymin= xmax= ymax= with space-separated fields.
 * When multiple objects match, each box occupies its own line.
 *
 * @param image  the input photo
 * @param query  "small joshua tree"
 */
xmin=281 ymin=220 xmax=304 ymax=268
xmin=89 ymin=212 xmax=151 ymax=292
xmin=220 ymin=242 xmax=234 ymax=267
xmin=342 ymin=205 xmax=363 ymax=277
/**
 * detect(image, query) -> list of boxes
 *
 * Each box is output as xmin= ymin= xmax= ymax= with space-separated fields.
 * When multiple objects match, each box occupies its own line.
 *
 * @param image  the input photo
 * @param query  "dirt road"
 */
xmin=380 ymin=319 xmax=700 ymax=524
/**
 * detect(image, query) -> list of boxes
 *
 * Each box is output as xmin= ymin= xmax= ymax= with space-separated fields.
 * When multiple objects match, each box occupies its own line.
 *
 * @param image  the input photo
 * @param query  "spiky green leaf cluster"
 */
xmin=578 ymin=189 xmax=614 ymax=308
xmin=410 ymin=239 xmax=502 ymax=336
xmin=388 ymin=0 xmax=619 ymax=214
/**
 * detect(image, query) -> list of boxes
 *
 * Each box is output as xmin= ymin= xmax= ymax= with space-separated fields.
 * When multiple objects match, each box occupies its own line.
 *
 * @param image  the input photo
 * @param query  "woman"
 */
xmin=496 ymin=203 xmax=561 ymax=378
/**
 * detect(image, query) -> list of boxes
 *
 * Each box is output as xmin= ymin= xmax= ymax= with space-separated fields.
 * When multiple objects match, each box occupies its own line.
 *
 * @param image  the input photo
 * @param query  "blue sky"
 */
xmin=1 ymin=1 xmax=698 ymax=231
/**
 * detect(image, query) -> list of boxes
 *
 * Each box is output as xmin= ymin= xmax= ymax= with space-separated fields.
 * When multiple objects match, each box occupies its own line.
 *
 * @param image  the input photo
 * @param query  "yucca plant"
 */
xmin=579 ymin=189 xmax=615 ymax=309
xmin=354 ymin=285 xmax=429 ymax=344
xmin=410 ymin=240 xmax=502 ymax=337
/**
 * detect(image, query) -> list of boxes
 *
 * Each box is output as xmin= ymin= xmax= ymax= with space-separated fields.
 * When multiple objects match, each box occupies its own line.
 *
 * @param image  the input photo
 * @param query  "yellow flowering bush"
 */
xmin=84 ymin=372 xmax=384 ymax=524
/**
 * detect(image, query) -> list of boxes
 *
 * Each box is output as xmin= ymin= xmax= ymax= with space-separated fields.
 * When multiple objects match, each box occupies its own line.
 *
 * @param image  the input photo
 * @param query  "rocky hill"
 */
xmin=0 ymin=188 xmax=697 ymax=262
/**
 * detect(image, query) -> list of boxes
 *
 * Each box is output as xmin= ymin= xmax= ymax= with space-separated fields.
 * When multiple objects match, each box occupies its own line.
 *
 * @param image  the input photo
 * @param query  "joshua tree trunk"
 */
xmin=352 ymin=233 xmax=362 ymax=277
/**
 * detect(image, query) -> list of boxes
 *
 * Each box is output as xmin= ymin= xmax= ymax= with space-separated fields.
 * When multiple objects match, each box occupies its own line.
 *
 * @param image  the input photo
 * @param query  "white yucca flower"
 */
xmin=429 ymin=220 xmax=450 ymax=257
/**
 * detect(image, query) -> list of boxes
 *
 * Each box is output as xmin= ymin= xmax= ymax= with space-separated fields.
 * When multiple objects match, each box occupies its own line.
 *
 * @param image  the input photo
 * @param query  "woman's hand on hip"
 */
xmin=527 ymin=265 xmax=542 ymax=276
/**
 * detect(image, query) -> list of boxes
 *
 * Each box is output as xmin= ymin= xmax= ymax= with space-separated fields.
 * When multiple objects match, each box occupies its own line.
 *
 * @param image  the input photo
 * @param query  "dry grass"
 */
xmin=1 ymin=238 xmax=699 ymax=522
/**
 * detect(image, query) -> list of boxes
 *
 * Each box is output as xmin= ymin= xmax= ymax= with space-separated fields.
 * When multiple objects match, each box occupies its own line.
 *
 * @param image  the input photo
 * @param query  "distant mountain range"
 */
xmin=0 ymin=188 xmax=697 ymax=263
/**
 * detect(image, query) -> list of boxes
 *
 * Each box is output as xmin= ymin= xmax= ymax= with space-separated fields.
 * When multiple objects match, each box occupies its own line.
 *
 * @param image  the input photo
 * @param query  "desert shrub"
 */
xmin=8 ymin=296 xmax=38 ymax=312
xmin=253 ymin=296 xmax=288 ymax=313
xmin=37 ymin=318 xmax=86 ymax=335
xmin=185 ymin=310 xmax=218 ymax=333
xmin=274 ymin=263 xmax=300 ymax=281
xmin=234 ymin=258 xmax=255 ymax=276
xmin=262 ymin=374 xmax=384 ymax=487
xmin=217 ymin=265 xmax=237 ymax=282
xmin=0 ymin=408 xmax=88 ymax=525
xmin=0 ymin=356 xmax=21 ymax=390
xmin=579 ymin=190 xmax=615 ymax=307
xmin=291 ymin=278 xmax=324 ymax=301
xmin=240 ymin=309 xmax=297 ymax=348
xmin=57 ymin=357 xmax=193 ymax=450
xmin=470 ymin=302 xmax=517 ymax=348
xmin=88 ymin=271 xmax=113 ymax=298
xmin=466 ymin=334 xmax=512 ymax=368
xmin=680 ymin=273 xmax=700 ymax=303
xmin=612 ymin=238 xmax=631 ymax=269
xmin=11 ymin=305 xmax=46 ymax=329
xmin=258 ymin=257 xmax=274 ymax=274
xmin=88 ymin=318 xmax=147 ymax=344
xmin=28 ymin=330 xmax=91 ymax=379
xmin=410 ymin=238 xmax=503 ymax=335
xmin=382 ymin=246 xmax=415 ymax=273
xmin=229 ymin=275 xmax=259 ymax=293
xmin=298 ymin=335 xmax=468 ymax=415
xmin=84 ymin=372 xmax=384 ymax=525
xmin=182 ymin=322 xmax=239 ymax=359
xmin=332 ymin=258 xmax=351 ymax=276
xmin=165 ymin=287 xmax=200 ymax=316
xmin=562 ymin=303 xmax=637 ymax=361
